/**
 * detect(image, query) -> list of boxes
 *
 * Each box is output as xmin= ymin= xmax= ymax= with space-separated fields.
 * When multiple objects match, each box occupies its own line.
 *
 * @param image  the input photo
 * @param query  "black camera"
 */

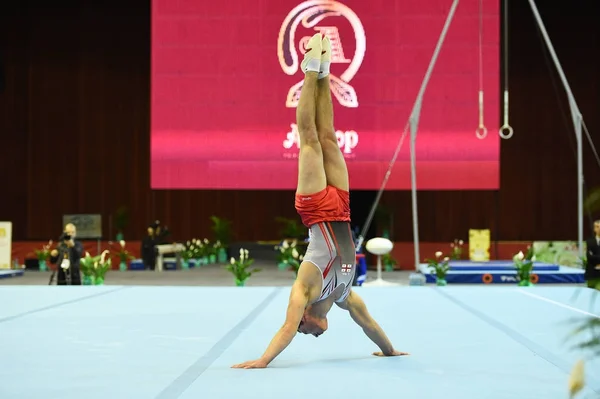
xmin=60 ymin=233 xmax=72 ymax=241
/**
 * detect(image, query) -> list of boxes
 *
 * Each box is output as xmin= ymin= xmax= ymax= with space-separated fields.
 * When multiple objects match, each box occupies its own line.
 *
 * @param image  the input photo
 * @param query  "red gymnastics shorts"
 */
xmin=295 ymin=185 xmax=351 ymax=228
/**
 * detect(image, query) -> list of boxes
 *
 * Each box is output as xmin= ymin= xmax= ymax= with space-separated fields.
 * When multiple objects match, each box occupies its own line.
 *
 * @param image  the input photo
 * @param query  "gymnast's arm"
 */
xmin=337 ymin=290 xmax=397 ymax=356
xmin=257 ymin=280 xmax=309 ymax=365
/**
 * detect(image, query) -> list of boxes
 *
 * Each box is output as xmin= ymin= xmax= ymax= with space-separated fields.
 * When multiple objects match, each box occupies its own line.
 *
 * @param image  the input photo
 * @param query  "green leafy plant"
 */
xmin=570 ymin=316 xmax=600 ymax=358
xmin=181 ymin=240 xmax=196 ymax=262
xmin=79 ymin=251 xmax=112 ymax=284
xmin=32 ymin=240 xmax=52 ymax=261
xmin=276 ymin=217 xmax=307 ymax=240
xmin=186 ymin=238 xmax=208 ymax=259
xmin=513 ymin=246 xmax=535 ymax=286
xmin=210 ymin=216 xmax=233 ymax=247
xmin=426 ymin=251 xmax=450 ymax=285
xmin=112 ymin=240 xmax=135 ymax=263
xmin=226 ymin=248 xmax=261 ymax=286
xmin=382 ymin=253 xmax=397 ymax=271
xmin=275 ymin=239 xmax=305 ymax=275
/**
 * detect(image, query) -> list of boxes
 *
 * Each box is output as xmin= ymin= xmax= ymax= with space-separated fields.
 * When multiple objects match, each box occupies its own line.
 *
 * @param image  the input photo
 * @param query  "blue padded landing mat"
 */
xmin=418 ymin=263 xmax=585 ymax=284
xmin=448 ymin=260 xmax=559 ymax=271
xmin=0 ymin=269 xmax=24 ymax=279
xmin=1 ymin=286 xmax=599 ymax=398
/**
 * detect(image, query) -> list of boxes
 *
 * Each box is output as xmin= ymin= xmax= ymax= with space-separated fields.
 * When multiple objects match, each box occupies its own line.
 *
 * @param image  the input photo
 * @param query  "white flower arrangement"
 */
xmin=226 ymin=248 xmax=261 ymax=286
xmin=426 ymin=251 xmax=450 ymax=284
xmin=513 ymin=246 xmax=536 ymax=285
xmin=275 ymin=239 xmax=306 ymax=273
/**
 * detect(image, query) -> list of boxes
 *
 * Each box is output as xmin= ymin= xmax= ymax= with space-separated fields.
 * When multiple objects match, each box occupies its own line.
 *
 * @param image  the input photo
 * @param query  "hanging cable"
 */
xmin=476 ymin=0 xmax=487 ymax=139
xmin=499 ymin=0 xmax=514 ymax=139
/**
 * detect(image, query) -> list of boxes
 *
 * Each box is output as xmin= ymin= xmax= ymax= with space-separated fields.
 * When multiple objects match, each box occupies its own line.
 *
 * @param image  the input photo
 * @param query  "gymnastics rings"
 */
xmin=476 ymin=90 xmax=488 ymax=139
xmin=499 ymin=90 xmax=514 ymax=139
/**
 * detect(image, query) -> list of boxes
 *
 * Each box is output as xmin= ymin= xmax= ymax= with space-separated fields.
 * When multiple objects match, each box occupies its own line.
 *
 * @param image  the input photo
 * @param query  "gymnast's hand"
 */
xmin=372 ymin=350 xmax=410 ymax=357
xmin=231 ymin=359 xmax=269 ymax=369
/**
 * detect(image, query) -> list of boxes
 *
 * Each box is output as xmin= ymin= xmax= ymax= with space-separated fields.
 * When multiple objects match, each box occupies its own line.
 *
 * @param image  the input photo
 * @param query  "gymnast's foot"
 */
xmin=301 ymin=33 xmax=323 ymax=75
xmin=319 ymin=33 xmax=331 ymax=79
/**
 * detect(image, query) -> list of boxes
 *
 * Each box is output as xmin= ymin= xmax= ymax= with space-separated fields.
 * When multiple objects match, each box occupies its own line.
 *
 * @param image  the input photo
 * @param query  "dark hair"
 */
xmin=297 ymin=320 xmax=304 ymax=332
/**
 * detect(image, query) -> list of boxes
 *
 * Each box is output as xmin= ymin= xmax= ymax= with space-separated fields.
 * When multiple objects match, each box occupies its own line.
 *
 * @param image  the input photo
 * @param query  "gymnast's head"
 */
xmin=297 ymin=305 xmax=328 ymax=337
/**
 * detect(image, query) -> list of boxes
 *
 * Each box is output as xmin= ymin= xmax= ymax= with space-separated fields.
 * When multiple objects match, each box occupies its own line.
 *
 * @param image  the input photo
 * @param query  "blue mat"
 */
xmin=0 ymin=269 xmax=24 ymax=279
xmin=418 ymin=263 xmax=585 ymax=284
xmin=0 ymin=285 xmax=599 ymax=398
xmin=447 ymin=260 xmax=559 ymax=271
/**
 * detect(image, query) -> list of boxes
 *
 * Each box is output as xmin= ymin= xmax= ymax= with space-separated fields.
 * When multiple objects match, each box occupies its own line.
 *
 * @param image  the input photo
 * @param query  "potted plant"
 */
xmin=113 ymin=240 xmax=135 ymax=271
xmin=513 ymin=247 xmax=536 ymax=286
xmin=210 ymin=216 xmax=232 ymax=262
xmin=426 ymin=251 xmax=450 ymax=286
xmin=194 ymin=238 xmax=210 ymax=265
xmin=32 ymin=240 xmax=52 ymax=271
xmin=181 ymin=240 xmax=198 ymax=269
xmin=226 ymin=248 xmax=261 ymax=287
xmin=80 ymin=251 xmax=111 ymax=285
xmin=208 ymin=241 xmax=219 ymax=264
xmin=114 ymin=206 xmax=129 ymax=241
xmin=450 ymin=239 xmax=464 ymax=260
xmin=92 ymin=250 xmax=112 ymax=285
xmin=275 ymin=240 xmax=291 ymax=270
xmin=275 ymin=239 xmax=305 ymax=275
xmin=382 ymin=253 xmax=397 ymax=271
xmin=79 ymin=252 xmax=95 ymax=285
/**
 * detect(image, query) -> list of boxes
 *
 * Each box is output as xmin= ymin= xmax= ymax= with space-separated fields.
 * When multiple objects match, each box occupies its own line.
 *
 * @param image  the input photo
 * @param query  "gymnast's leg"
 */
xmin=315 ymin=35 xmax=349 ymax=192
xmin=296 ymin=33 xmax=327 ymax=196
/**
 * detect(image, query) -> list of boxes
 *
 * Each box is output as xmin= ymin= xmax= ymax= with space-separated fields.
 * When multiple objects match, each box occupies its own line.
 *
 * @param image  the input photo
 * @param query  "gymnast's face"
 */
xmin=297 ymin=309 xmax=328 ymax=337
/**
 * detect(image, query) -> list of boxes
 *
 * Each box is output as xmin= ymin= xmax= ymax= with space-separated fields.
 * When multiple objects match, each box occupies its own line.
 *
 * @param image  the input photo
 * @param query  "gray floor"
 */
xmin=0 ymin=263 xmax=413 ymax=286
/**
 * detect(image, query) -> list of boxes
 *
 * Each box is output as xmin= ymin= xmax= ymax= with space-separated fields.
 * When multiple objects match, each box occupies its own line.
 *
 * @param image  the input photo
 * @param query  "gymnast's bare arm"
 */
xmin=231 ymin=280 xmax=310 ymax=369
xmin=337 ymin=290 xmax=409 ymax=357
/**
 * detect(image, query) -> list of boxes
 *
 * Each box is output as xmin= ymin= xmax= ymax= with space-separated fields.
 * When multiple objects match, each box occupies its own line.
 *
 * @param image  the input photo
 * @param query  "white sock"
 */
xmin=318 ymin=61 xmax=330 ymax=79
xmin=304 ymin=58 xmax=321 ymax=73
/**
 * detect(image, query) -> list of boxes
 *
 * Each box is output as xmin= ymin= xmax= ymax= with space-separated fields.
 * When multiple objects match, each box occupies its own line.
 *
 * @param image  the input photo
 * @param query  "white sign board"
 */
xmin=0 ymin=222 xmax=12 ymax=269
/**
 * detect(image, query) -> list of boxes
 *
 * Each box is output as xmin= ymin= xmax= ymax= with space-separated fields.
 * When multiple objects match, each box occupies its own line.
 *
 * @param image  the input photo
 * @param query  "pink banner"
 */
xmin=151 ymin=0 xmax=500 ymax=190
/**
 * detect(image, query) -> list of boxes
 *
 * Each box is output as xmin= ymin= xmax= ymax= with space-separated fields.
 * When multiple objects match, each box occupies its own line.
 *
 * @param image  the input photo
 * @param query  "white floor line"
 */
xmin=517 ymin=289 xmax=600 ymax=319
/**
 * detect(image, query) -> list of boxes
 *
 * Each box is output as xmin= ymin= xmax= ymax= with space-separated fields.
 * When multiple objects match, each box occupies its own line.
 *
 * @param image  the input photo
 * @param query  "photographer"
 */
xmin=141 ymin=223 xmax=157 ymax=270
xmin=49 ymin=223 xmax=83 ymax=285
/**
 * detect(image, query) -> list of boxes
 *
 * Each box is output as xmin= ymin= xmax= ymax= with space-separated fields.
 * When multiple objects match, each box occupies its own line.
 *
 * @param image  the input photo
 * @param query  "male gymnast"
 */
xmin=232 ymin=33 xmax=407 ymax=369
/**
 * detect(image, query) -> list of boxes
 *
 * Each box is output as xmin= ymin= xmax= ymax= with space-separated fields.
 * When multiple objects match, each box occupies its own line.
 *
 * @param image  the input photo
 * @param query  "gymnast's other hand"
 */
xmin=231 ymin=359 xmax=269 ymax=369
xmin=372 ymin=350 xmax=409 ymax=357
